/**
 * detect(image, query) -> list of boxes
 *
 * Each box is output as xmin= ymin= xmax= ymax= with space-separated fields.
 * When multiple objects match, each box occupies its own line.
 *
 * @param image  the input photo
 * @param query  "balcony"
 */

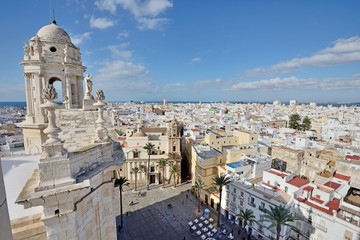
xmin=248 ymin=202 xmax=256 ymax=208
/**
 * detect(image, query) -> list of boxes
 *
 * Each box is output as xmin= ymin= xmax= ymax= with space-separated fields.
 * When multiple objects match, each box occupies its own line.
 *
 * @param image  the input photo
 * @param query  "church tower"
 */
xmin=19 ymin=20 xmax=86 ymax=154
xmin=168 ymin=118 xmax=182 ymax=156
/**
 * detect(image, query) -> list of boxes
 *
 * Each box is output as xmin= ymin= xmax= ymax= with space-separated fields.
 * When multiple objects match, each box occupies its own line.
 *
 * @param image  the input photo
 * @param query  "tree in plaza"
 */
xmin=144 ymin=143 xmax=155 ymax=190
xmin=289 ymin=114 xmax=301 ymax=130
xmin=194 ymin=179 xmax=206 ymax=212
xmin=131 ymin=167 xmax=140 ymax=191
xmin=170 ymin=165 xmax=180 ymax=187
xmin=236 ymin=209 xmax=256 ymax=230
xmin=260 ymin=205 xmax=297 ymax=240
xmin=158 ymin=158 xmax=168 ymax=188
xmin=213 ymin=174 xmax=231 ymax=227
xmin=301 ymin=116 xmax=312 ymax=131
xmin=114 ymin=176 xmax=129 ymax=229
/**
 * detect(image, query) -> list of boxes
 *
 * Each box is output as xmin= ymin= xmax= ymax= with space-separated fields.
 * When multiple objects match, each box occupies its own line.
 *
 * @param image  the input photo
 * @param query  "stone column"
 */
xmin=40 ymin=84 xmax=64 ymax=157
xmin=65 ymin=73 xmax=72 ymax=109
xmin=24 ymin=73 xmax=34 ymax=121
xmin=93 ymin=90 xmax=109 ymax=142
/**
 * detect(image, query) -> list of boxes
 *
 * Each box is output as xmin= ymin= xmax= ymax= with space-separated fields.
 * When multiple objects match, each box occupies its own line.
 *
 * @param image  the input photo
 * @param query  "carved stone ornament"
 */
xmin=95 ymin=89 xmax=105 ymax=102
xmin=42 ymin=84 xmax=58 ymax=102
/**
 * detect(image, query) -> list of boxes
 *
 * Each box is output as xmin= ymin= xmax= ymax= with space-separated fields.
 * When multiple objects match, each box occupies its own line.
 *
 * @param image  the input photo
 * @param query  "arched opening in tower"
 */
xmin=49 ymin=77 xmax=63 ymax=104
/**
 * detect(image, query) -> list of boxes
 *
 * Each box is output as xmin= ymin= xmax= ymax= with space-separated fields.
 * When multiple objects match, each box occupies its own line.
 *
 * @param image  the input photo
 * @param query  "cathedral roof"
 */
xmin=36 ymin=22 xmax=72 ymax=44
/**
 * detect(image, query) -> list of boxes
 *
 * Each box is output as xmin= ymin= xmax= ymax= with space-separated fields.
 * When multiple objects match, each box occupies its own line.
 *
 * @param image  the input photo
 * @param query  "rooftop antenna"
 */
xmin=50 ymin=0 xmax=56 ymax=24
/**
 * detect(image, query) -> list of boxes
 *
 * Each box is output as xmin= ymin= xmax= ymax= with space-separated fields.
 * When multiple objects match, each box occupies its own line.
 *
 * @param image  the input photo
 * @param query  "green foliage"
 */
xmin=158 ymin=159 xmax=168 ymax=169
xmin=212 ymin=174 xmax=232 ymax=191
xmin=301 ymin=116 xmax=312 ymax=131
xmin=289 ymin=114 xmax=312 ymax=131
xmin=236 ymin=209 xmax=256 ymax=228
xmin=144 ymin=142 xmax=155 ymax=153
xmin=213 ymin=174 xmax=231 ymax=227
xmin=260 ymin=205 xmax=297 ymax=240
xmin=194 ymin=179 xmax=206 ymax=212
xmin=289 ymin=114 xmax=301 ymax=129
xmin=114 ymin=176 xmax=129 ymax=189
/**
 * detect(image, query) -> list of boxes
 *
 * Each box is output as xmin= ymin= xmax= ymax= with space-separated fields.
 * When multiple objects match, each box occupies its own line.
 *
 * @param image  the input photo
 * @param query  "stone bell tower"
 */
xmin=19 ymin=20 xmax=86 ymax=154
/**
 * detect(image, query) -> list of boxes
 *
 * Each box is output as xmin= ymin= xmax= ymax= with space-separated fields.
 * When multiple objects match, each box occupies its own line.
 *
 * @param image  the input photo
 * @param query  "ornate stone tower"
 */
xmin=16 ymin=21 xmax=125 ymax=240
xmin=19 ymin=20 xmax=86 ymax=154
xmin=168 ymin=118 xmax=181 ymax=156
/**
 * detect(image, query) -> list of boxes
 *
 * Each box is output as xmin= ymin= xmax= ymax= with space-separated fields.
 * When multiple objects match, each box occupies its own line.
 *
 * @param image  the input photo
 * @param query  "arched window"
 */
xmin=48 ymin=77 xmax=63 ymax=103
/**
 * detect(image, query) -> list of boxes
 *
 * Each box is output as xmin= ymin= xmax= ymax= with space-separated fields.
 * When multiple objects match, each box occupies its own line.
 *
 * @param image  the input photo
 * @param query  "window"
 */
xmin=233 ymin=196 xmax=236 ymax=202
xmin=285 ymin=186 xmax=288 ymax=193
xmin=241 ymin=191 xmax=244 ymax=197
xmin=233 ymin=188 xmax=237 ymax=193
xmin=151 ymin=166 xmax=155 ymax=172
xmin=133 ymin=151 xmax=139 ymax=158
xmin=50 ymin=46 xmax=57 ymax=52
xmin=240 ymin=200 xmax=243 ymax=206
xmin=173 ymin=146 xmax=176 ymax=151
xmin=248 ymin=196 xmax=255 ymax=206
xmin=261 ymin=202 xmax=265 ymax=209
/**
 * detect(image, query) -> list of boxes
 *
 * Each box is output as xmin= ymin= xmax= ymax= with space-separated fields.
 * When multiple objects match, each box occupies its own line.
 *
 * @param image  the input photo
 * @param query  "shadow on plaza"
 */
xmin=115 ymin=184 xmax=219 ymax=240
xmin=115 ymin=183 xmax=315 ymax=240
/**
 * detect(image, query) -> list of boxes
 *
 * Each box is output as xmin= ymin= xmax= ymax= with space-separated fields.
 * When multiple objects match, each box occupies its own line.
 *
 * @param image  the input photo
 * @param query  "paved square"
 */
xmin=116 ymin=183 xmax=243 ymax=240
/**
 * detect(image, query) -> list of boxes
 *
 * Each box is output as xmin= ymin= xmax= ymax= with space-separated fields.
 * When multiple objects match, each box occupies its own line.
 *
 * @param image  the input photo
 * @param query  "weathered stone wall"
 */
xmin=56 ymin=109 xmax=113 ymax=152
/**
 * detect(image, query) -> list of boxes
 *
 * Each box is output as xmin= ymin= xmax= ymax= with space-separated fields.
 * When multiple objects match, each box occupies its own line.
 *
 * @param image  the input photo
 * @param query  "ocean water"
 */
xmin=1 ymin=101 xmax=359 ymax=108
xmin=0 ymin=102 xmax=26 ymax=107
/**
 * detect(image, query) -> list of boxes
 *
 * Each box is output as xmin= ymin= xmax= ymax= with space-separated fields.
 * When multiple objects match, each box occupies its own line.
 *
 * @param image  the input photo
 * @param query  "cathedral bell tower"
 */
xmin=19 ymin=20 xmax=86 ymax=154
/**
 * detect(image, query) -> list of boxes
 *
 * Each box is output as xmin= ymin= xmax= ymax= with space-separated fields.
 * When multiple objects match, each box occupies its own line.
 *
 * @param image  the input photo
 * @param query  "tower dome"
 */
xmin=36 ymin=22 xmax=72 ymax=44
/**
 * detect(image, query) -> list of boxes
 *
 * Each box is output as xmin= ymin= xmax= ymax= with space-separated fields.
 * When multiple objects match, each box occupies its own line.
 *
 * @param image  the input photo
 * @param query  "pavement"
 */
xmin=116 ymin=182 xmax=250 ymax=240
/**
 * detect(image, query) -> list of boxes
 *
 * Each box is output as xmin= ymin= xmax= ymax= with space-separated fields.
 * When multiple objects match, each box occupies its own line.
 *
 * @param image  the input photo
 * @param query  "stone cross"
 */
xmin=94 ymin=90 xmax=109 ymax=142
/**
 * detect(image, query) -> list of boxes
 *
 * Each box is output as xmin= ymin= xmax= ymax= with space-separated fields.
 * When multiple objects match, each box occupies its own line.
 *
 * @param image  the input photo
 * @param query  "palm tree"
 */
xmin=158 ymin=159 xmax=168 ymax=188
xmin=260 ymin=205 xmax=297 ymax=240
xmin=170 ymin=165 xmax=179 ymax=187
xmin=131 ymin=167 xmax=140 ymax=191
xmin=114 ymin=176 xmax=129 ymax=229
xmin=213 ymin=174 xmax=231 ymax=227
xmin=144 ymin=143 xmax=155 ymax=190
xmin=236 ymin=209 xmax=256 ymax=232
xmin=194 ymin=179 xmax=206 ymax=212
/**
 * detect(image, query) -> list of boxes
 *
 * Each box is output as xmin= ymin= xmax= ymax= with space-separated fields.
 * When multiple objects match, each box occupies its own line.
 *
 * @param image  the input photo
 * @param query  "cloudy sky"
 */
xmin=1 ymin=0 xmax=360 ymax=102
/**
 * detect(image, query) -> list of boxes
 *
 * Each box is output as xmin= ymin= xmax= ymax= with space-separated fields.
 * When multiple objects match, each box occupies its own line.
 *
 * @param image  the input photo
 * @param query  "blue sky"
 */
xmin=1 ymin=0 xmax=360 ymax=102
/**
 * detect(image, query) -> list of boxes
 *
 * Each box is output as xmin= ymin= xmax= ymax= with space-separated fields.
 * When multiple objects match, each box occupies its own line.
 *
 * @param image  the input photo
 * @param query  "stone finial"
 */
xmin=24 ymin=42 xmax=30 ymax=58
xmin=40 ymin=84 xmax=64 ymax=156
xmin=43 ymin=84 xmax=58 ymax=102
xmin=93 ymin=90 xmax=109 ymax=142
xmin=95 ymin=89 xmax=105 ymax=102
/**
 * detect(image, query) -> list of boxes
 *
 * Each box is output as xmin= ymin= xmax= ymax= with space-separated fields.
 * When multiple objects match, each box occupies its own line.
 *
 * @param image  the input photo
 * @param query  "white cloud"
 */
xmin=94 ymin=0 xmax=172 ymax=30
xmin=117 ymin=31 xmax=129 ymax=40
xmin=192 ymin=58 xmax=201 ymax=62
xmin=226 ymin=76 xmax=360 ymax=91
xmin=106 ymin=45 xmax=133 ymax=59
xmin=89 ymin=16 xmax=115 ymax=29
xmin=244 ymin=36 xmax=360 ymax=77
xmin=163 ymin=83 xmax=185 ymax=88
xmin=137 ymin=17 xmax=168 ymax=30
xmin=96 ymin=60 xmax=152 ymax=91
xmin=193 ymin=78 xmax=223 ymax=86
xmin=70 ymin=32 xmax=92 ymax=45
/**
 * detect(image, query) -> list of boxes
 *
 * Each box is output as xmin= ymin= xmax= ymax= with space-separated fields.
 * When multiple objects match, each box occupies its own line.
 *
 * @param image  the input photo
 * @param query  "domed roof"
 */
xmin=131 ymin=131 xmax=147 ymax=137
xmin=36 ymin=22 xmax=72 ymax=44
